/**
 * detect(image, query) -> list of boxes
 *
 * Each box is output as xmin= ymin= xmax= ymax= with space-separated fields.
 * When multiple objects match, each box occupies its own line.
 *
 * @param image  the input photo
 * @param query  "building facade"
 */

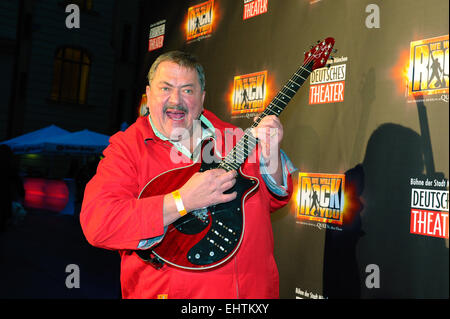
xmin=0 ymin=0 xmax=145 ymax=141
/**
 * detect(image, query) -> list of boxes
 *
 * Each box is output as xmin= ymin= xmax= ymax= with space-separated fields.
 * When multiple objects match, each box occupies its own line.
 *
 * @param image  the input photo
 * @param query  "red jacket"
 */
xmin=80 ymin=110 xmax=293 ymax=298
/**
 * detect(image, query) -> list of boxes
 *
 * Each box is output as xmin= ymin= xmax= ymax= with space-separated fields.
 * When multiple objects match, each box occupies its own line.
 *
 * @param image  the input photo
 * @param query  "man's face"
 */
xmin=146 ymin=61 xmax=205 ymax=141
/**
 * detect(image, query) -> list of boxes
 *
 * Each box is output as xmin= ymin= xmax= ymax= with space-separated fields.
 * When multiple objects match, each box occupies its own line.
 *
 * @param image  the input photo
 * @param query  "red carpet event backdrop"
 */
xmin=141 ymin=0 xmax=449 ymax=299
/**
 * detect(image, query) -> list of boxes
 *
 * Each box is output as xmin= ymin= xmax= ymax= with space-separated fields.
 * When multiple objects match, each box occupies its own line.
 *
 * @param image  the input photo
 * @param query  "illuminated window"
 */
xmin=50 ymin=47 xmax=91 ymax=105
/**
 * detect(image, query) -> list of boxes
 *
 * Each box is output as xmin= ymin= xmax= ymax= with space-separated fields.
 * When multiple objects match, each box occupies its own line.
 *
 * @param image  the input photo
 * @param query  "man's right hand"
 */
xmin=179 ymin=168 xmax=237 ymax=212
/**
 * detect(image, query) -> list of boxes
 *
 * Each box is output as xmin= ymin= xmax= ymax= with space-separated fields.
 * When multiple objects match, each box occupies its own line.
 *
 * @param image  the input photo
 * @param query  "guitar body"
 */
xmin=137 ymin=144 xmax=259 ymax=270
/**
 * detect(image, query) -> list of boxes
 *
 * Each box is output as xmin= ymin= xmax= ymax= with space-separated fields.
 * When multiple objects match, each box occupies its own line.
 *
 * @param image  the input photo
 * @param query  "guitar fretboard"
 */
xmin=218 ymin=60 xmax=314 ymax=171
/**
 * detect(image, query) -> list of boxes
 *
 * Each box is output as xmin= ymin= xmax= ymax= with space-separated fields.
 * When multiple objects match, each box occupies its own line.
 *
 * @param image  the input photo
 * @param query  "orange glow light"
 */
xmin=138 ymin=93 xmax=148 ymax=117
xmin=390 ymin=49 xmax=410 ymax=97
xmin=342 ymin=178 xmax=364 ymax=227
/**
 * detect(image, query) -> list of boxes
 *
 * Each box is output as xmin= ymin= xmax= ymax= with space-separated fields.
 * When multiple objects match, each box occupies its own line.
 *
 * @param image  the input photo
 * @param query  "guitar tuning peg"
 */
xmin=326 ymin=64 xmax=331 ymax=69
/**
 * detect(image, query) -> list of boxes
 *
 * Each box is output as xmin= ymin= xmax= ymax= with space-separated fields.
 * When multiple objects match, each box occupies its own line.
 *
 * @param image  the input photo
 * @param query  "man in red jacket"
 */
xmin=80 ymin=51 xmax=295 ymax=298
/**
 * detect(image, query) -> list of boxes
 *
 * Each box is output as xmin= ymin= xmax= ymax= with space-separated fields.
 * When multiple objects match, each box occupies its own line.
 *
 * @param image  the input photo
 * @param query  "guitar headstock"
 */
xmin=304 ymin=37 xmax=335 ymax=71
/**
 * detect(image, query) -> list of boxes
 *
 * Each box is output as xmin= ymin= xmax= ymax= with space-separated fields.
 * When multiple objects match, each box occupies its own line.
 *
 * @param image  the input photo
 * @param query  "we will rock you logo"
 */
xmin=408 ymin=35 xmax=449 ymax=98
xmin=297 ymin=173 xmax=345 ymax=225
xmin=231 ymin=71 xmax=268 ymax=115
xmin=185 ymin=0 xmax=215 ymax=42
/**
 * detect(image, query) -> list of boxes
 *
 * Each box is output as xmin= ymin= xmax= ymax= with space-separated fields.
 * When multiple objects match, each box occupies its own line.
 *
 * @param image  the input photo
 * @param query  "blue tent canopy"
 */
xmin=1 ymin=125 xmax=70 ymax=145
xmin=43 ymin=129 xmax=110 ymax=154
xmin=1 ymin=126 xmax=110 ymax=155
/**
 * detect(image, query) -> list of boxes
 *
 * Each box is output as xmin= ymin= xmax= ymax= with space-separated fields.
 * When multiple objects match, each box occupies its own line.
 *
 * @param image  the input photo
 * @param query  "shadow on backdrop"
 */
xmin=323 ymin=164 xmax=364 ymax=298
xmin=354 ymin=122 xmax=448 ymax=298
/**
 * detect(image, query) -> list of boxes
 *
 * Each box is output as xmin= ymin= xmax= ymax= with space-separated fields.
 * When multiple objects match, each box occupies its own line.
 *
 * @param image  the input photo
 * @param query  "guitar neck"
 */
xmin=218 ymin=60 xmax=314 ymax=171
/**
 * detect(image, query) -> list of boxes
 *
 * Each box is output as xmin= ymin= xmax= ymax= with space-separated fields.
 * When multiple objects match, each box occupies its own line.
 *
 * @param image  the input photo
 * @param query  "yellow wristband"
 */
xmin=172 ymin=190 xmax=187 ymax=216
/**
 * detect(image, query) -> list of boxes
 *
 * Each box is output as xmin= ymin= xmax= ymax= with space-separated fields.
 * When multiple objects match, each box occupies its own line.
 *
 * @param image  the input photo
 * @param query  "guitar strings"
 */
xmin=218 ymin=46 xmax=329 ymax=171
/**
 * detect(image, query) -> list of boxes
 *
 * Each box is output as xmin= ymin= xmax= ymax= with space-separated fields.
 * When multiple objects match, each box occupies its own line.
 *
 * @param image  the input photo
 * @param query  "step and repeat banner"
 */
xmin=141 ymin=0 xmax=448 ymax=298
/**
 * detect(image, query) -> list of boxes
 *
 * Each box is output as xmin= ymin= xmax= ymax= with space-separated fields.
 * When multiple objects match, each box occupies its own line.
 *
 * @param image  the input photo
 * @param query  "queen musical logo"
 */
xmin=297 ymin=173 xmax=345 ymax=225
xmin=231 ymin=71 xmax=267 ymax=115
xmin=408 ymin=35 xmax=449 ymax=97
xmin=185 ymin=0 xmax=214 ymax=41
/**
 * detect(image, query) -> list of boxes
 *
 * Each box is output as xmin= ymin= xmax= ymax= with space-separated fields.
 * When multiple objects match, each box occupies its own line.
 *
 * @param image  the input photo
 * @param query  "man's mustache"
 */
xmin=163 ymin=105 xmax=188 ymax=113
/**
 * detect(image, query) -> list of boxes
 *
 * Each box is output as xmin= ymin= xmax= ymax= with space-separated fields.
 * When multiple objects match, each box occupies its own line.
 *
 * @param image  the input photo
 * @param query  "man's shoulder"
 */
xmin=109 ymin=116 xmax=153 ymax=145
xmin=202 ymin=110 xmax=237 ymax=131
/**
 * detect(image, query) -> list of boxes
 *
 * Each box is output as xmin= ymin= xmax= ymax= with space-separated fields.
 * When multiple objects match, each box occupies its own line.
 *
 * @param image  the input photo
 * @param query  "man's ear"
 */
xmin=146 ymin=85 xmax=151 ymax=101
xmin=201 ymin=90 xmax=206 ymax=110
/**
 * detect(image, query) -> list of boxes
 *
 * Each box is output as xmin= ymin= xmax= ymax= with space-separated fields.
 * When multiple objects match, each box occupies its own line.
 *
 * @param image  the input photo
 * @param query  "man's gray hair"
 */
xmin=147 ymin=51 xmax=206 ymax=91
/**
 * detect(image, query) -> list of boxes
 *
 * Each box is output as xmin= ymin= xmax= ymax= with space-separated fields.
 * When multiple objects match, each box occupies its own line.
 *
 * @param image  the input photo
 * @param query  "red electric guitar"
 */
xmin=136 ymin=37 xmax=336 ymax=270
